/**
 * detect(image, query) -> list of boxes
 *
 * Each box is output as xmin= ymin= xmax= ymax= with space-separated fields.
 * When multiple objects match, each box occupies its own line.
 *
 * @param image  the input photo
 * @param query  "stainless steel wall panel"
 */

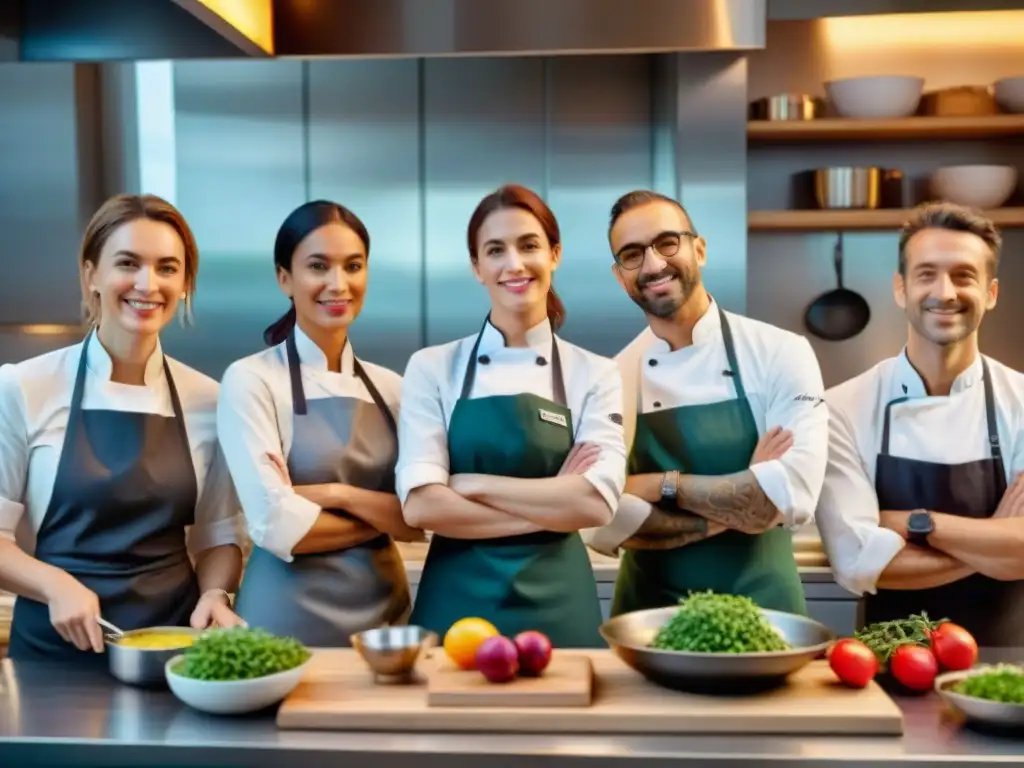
xmin=306 ymin=59 xmax=424 ymax=374
xmin=545 ymin=55 xmax=655 ymax=358
xmin=168 ymin=60 xmax=306 ymax=376
xmin=421 ymin=57 xmax=547 ymax=347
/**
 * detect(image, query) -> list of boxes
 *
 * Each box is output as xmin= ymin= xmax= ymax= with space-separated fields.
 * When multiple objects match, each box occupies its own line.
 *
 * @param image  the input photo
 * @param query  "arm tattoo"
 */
xmin=620 ymin=507 xmax=709 ymax=551
xmin=675 ymin=469 xmax=783 ymax=534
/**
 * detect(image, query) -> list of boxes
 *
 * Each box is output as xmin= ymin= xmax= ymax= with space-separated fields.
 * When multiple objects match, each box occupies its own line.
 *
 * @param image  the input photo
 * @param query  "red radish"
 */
xmin=475 ymin=636 xmax=519 ymax=683
xmin=514 ymin=631 xmax=553 ymax=676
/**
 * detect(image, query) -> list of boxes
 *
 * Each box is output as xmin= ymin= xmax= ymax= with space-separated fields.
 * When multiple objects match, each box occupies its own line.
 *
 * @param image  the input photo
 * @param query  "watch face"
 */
xmin=907 ymin=512 xmax=933 ymax=534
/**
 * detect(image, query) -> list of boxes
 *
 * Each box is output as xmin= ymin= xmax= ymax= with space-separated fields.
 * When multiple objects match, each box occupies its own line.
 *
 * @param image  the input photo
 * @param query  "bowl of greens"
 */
xmin=165 ymin=626 xmax=312 ymax=715
xmin=936 ymin=664 xmax=1024 ymax=728
xmin=599 ymin=592 xmax=834 ymax=692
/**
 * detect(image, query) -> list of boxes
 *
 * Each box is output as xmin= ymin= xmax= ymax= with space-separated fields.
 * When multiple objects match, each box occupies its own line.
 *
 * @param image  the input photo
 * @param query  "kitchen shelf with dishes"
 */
xmin=748 ymin=75 xmax=1024 ymax=233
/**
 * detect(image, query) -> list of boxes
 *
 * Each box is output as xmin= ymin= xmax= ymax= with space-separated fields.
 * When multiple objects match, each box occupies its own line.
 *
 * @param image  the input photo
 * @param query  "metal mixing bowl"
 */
xmin=105 ymin=626 xmax=201 ymax=687
xmin=351 ymin=625 xmax=437 ymax=682
xmin=599 ymin=607 xmax=834 ymax=693
xmin=936 ymin=666 xmax=1024 ymax=729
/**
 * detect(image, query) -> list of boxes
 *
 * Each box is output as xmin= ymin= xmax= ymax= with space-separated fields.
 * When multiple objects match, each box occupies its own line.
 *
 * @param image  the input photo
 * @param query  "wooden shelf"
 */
xmin=748 ymin=207 xmax=1024 ymax=232
xmin=748 ymin=114 xmax=1024 ymax=142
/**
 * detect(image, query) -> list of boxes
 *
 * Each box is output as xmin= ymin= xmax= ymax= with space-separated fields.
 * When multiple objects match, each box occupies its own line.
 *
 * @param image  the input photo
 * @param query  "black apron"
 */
xmin=410 ymin=318 xmax=604 ymax=647
xmin=8 ymin=331 xmax=200 ymax=662
xmin=612 ymin=306 xmax=806 ymax=617
xmin=234 ymin=331 xmax=411 ymax=646
xmin=865 ymin=358 xmax=1024 ymax=646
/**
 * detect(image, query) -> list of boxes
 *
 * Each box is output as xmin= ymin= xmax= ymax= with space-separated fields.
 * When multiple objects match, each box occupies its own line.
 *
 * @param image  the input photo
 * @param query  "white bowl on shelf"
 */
xmin=164 ymin=654 xmax=312 ymax=715
xmin=993 ymin=76 xmax=1024 ymax=113
xmin=825 ymin=75 xmax=925 ymax=118
xmin=930 ymin=165 xmax=1018 ymax=209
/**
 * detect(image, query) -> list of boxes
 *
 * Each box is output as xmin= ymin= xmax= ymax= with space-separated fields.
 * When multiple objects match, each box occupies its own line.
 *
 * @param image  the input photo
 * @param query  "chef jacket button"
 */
xmin=478 ymin=355 xmax=491 ymax=365
xmin=653 ymin=401 xmax=662 ymax=408
xmin=648 ymin=359 xmax=658 ymax=367
xmin=536 ymin=356 xmax=548 ymax=366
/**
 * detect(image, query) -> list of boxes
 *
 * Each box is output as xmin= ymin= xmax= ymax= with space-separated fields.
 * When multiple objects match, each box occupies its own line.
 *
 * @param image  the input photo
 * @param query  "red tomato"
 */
xmin=930 ymin=622 xmax=978 ymax=671
xmin=889 ymin=645 xmax=938 ymax=691
xmin=828 ymin=638 xmax=878 ymax=688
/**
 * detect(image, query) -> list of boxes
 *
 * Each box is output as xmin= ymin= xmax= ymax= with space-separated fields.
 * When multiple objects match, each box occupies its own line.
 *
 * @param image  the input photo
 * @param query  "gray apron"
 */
xmin=8 ymin=331 xmax=200 ymax=663
xmin=234 ymin=331 xmax=411 ymax=646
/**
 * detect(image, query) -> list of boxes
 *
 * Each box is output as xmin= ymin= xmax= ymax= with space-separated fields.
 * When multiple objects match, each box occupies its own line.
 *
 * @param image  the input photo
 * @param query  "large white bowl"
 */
xmin=825 ymin=75 xmax=925 ymax=118
xmin=165 ymin=654 xmax=312 ymax=715
xmin=930 ymin=165 xmax=1018 ymax=209
xmin=993 ymin=76 xmax=1024 ymax=113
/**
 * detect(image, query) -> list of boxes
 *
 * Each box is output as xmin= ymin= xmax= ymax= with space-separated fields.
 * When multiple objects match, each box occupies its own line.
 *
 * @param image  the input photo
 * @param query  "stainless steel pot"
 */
xmin=105 ymin=626 xmax=200 ymax=687
xmin=749 ymin=93 xmax=821 ymax=121
xmin=814 ymin=167 xmax=882 ymax=209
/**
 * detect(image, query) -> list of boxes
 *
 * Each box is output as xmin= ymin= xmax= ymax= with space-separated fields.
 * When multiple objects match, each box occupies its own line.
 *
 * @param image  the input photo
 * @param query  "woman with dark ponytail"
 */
xmin=396 ymin=184 xmax=628 ymax=648
xmin=216 ymin=200 xmax=420 ymax=646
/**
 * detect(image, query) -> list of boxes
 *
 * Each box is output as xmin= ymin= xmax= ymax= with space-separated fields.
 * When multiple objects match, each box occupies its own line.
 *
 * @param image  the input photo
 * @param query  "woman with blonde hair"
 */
xmin=0 ymin=193 xmax=245 ymax=661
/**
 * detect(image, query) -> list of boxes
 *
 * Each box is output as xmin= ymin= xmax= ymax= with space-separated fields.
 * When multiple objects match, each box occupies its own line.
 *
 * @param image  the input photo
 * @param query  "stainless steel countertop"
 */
xmin=2 ymin=650 xmax=1023 ymax=767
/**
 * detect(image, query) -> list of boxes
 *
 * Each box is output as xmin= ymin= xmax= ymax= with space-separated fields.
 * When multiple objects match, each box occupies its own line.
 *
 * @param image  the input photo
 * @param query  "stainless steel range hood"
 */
xmin=272 ymin=0 xmax=766 ymax=58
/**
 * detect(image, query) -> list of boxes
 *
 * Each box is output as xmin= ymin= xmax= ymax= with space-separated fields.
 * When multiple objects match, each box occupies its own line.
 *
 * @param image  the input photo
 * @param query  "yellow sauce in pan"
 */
xmin=116 ymin=633 xmax=195 ymax=650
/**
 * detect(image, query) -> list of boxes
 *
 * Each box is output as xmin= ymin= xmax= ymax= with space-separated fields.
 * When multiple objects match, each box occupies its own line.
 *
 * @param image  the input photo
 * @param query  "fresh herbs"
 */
xmin=953 ymin=666 xmax=1024 ymax=705
xmin=650 ymin=591 xmax=790 ymax=653
xmin=853 ymin=612 xmax=946 ymax=669
xmin=172 ymin=627 xmax=310 ymax=681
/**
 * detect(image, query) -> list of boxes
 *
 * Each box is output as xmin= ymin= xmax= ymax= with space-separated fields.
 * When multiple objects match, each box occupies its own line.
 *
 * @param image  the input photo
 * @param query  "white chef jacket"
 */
xmin=583 ymin=300 xmax=829 ymax=556
xmin=395 ymin=317 xmax=627 ymax=515
xmin=217 ymin=326 xmax=403 ymax=562
xmin=0 ymin=337 xmax=245 ymax=557
xmin=816 ymin=350 xmax=1024 ymax=597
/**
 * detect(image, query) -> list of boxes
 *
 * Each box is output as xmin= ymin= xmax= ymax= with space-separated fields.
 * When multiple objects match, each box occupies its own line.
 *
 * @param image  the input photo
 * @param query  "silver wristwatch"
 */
xmin=660 ymin=470 xmax=679 ymax=503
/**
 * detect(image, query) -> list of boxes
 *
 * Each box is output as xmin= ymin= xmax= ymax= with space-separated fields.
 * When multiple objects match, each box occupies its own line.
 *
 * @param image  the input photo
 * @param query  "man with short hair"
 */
xmin=584 ymin=190 xmax=829 ymax=617
xmin=816 ymin=201 xmax=1024 ymax=646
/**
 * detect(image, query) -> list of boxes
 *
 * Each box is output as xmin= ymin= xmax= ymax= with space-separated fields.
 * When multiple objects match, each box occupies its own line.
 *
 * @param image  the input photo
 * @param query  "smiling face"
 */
xmin=609 ymin=200 xmax=705 ymax=319
xmin=472 ymin=207 xmax=561 ymax=320
xmin=895 ymin=227 xmax=998 ymax=347
xmin=278 ymin=222 xmax=368 ymax=332
xmin=83 ymin=217 xmax=188 ymax=338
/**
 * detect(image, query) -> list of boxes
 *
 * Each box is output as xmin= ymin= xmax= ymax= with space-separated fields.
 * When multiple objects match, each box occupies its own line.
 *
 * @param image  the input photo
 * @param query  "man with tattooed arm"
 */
xmin=584 ymin=190 xmax=829 ymax=617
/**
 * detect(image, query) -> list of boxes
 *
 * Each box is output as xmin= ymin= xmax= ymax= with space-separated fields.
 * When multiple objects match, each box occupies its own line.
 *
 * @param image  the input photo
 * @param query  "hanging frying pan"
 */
xmin=804 ymin=233 xmax=871 ymax=341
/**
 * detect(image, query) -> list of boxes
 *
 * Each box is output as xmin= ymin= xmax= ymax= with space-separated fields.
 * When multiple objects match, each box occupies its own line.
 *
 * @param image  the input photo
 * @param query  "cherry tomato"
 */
xmin=828 ymin=638 xmax=878 ymax=688
xmin=889 ymin=644 xmax=938 ymax=691
xmin=930 ymin=622 xmax=978 ymax=671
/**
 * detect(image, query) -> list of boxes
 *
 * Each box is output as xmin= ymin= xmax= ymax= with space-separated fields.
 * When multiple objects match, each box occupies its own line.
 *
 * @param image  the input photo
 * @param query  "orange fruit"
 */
xmin=443 ymin=617 xmax=499 ymax=670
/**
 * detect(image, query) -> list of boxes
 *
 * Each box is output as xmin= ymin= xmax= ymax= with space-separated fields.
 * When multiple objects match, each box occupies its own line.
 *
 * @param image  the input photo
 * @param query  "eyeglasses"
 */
xmin=613 ymin=230 xmax=698 ymax=270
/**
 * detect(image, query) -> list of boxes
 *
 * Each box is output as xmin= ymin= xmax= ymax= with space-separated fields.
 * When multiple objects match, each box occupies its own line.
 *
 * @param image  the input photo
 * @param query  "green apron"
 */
xmin=410 ymin=318 xmax=604 ymax=647
xmin=611 ymin=305 xmax=806 ymax=617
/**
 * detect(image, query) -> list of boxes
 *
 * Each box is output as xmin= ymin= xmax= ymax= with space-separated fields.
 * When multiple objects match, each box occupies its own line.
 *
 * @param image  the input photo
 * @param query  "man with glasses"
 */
xmin=584 ymin=190 xmax=829 ymax=618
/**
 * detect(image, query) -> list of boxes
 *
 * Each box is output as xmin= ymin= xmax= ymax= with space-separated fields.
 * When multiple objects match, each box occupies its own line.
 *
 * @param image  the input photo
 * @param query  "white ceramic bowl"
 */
xmin=825 ymin=75 xmax=925 ymax=118
xmin=993 ymin=76 xmax=1024 ymax=113
xmin=930 ymin=165 xmax=1018 ymax=209
xmin=164 ymin=654 xmax=312 ymax=715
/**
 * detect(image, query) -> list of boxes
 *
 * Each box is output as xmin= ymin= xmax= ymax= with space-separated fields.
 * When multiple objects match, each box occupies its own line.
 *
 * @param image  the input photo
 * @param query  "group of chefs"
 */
xmin=0 ymin=183 xmax=1019 ymax=664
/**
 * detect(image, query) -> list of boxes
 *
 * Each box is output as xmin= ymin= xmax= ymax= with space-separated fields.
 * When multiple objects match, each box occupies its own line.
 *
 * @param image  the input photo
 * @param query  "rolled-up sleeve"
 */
xmin=0 ymin=365 xmax=28 ymax=542
xmin=187 ymin=440 xmax=247 ymax=558
xmin=575 ymin=359 xmax=628 ymax=514
xmin=395 ymin=351 xmax=451 ymax=504
xmin=816 ymin=399 xmax=905 ymax=596
xmin=216 ymin=364 xmax=320 ymax=562
xmin=749 ymin=334 xmax=829 ymax=530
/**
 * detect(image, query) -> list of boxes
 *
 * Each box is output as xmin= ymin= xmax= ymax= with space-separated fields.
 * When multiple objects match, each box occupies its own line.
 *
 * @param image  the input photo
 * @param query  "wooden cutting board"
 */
xmin=426 ymin=653 xmax=593 ymax=707
xmin=276 ymin=649 xmax=904 ymax=735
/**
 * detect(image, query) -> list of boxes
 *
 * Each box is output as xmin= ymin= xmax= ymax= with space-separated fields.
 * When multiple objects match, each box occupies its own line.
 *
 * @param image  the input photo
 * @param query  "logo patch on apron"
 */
xmin=538 ymin=408 xmax=568 ymax=428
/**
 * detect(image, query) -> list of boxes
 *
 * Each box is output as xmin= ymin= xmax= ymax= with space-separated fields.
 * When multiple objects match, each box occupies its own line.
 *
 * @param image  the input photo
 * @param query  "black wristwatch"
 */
xmin=906 ymin=510 xmax=934 ymax=546
xmin=660 ymin=470 xmax=679 ymax=504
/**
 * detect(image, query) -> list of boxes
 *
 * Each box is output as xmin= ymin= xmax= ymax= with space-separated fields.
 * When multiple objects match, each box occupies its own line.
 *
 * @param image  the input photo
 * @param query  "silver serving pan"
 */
xmin=599 ymin=606 xmax=834 ymax=692
xmin=936 ymin=665 xmax=1024 ymax=728
xmin=105 ymin=626 xmax=201 ymax=687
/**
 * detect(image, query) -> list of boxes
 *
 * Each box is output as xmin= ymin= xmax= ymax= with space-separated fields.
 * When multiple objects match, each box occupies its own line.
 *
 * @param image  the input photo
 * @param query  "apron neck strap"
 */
xmin=881 ymin=356 xmax=1000 ymax=461
xmin=286 ymin=328 xmax=397 ymax=439
xmin=636 ymin=303 xmax=746 ymax=413
xmin=459 ymin=314 xmax=567 ymax=407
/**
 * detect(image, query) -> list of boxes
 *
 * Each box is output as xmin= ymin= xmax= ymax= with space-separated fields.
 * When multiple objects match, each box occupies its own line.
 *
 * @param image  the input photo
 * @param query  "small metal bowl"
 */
xmin=105 ymin=626 xmax=201 ymax=687
xmin=599 ymin=607 xmax=834 ymax=693
xmin=350 ymin=625 xmax=438 ymax=683
xmin=936 ymin=665 xmax=1024 ymax=729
